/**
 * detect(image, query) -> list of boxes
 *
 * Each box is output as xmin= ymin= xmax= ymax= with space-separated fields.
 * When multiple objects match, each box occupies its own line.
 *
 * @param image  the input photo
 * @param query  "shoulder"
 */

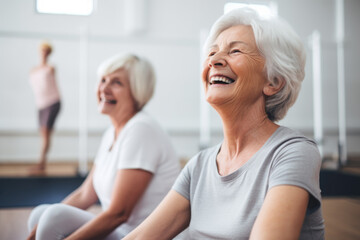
xmin=46 ymin=65 xmax=55 ymax=73
xmin=49 ymin=65 xmax=55 ymax=72
xmin=174 ymin=144 xmax=220 ymax=197
xmin=270 ymin=127 xmax=321 ymax=168
xmin=118 ymin=112 xmax=169 ymax=151
xmin=125 ymin=112 xmax=163 ymax=136
xmin=30 ymin=66 xmax=40 ymax=74
xmin=271 ymin=126 xmax=318 ymax=152
xmin=183 ymin=144 xmax=220 ymax=173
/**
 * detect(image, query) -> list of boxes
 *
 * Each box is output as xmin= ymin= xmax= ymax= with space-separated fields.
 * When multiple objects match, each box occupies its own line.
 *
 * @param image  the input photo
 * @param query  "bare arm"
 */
xmin=250 ymin=185 xmax=309 ymax=240
xmin=61 ymin=167 xmax=99 ymax=209
xmin=124 ymin=190 xmax=191 ymax=240
xmin=65 ymin=168 xmax=153 ymax=240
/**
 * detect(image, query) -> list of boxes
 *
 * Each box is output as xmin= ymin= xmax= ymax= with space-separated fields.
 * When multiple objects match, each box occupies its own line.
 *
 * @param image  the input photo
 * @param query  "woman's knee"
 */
xmin=27 ymin=204 xmax=51 ymax=231
xmin=36 ymin=204 xmax=78 ymax=239
xmin=36 ymin=203 xmax=95 ymax=239
xmin=39 ymin=203 xmax=75 ymax=226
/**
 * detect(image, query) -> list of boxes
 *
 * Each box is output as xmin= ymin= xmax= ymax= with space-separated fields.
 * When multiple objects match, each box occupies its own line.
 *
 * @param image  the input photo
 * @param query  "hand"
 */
xmin=26 ymin=225 xmax=37 ymax=240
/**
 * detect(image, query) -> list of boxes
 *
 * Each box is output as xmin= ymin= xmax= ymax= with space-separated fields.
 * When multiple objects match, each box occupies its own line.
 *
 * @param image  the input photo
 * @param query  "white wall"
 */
xmin=0 ymin=0 xmax=359 ymax=163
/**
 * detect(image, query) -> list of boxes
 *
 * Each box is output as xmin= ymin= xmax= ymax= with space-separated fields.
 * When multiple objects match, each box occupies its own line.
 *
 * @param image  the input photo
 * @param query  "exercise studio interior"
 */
xmin=0 ymin=0 xmax=359 ymax=239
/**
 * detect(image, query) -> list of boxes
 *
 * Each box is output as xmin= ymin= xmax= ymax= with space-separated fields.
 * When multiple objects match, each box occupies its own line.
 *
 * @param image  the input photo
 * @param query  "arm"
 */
xmin=62 ymin=167 xmax=99 ymax=209
xmin=250 ymin=185 xmax=309 ymax=240
xmin=124 ymin=190 xmax=191 ymax=240
xmin=65 ymin=168 xmax=153 ymax=240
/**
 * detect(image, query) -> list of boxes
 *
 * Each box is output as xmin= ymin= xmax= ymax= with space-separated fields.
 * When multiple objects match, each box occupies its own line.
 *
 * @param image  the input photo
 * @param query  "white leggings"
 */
xmin=28 ymin=204 xmax=124 ymax=240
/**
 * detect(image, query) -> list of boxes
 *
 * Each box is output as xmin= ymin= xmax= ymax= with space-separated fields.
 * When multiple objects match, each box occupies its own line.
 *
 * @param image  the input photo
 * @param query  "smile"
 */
xmin=209 ymin=76 xmax=235 ymax=85
xmin=101 ymin=97 xmax=117 ymax=104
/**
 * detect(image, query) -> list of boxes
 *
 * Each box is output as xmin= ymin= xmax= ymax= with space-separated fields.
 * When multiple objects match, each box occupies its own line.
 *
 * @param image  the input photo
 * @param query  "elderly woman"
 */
xmin=125 ymin=8 xmax=324 ymax=240
xmin=27 ymin=54 xmax=180 ymax=240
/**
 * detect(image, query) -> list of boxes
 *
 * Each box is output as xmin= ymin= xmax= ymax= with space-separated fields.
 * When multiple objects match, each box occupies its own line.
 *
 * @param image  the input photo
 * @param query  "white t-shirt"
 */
xmin=93 ymin=111 xmax=180 ymax=236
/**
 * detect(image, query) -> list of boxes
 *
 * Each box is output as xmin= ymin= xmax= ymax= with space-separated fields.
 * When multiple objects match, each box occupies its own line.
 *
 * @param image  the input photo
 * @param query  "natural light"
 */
xmin=224 ymin=2 xmax=277 ymax=19
xmin=36 ymin=0 xmax=94 ymax=16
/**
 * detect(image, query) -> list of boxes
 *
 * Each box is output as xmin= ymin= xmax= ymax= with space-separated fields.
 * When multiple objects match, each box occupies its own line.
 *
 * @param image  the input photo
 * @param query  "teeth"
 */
xmin=101 ymin=97 xmax=116 ymax=104
xmin=210 ymin=76 xmax=234 ymax=84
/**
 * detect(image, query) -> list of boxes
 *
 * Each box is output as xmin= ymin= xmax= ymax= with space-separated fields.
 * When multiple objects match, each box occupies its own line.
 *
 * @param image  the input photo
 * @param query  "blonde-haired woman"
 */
xmin=29 ymin=41 xmax=61 ymax=174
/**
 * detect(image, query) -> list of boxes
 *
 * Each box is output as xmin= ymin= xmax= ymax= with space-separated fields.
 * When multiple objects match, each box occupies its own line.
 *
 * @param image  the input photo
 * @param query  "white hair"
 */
xmin=204 ymin=8 xmax=306 ymax=121
xmin=97 ymin=53 xmax=156 ymax=110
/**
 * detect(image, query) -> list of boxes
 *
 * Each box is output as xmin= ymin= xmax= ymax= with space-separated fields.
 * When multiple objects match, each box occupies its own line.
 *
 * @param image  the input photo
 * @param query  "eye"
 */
xmin=208 ymin=51 xmax=216 ymax=57
xmin=100 ymin=78 xmax=106 ymax=83
xmin=108 ymin=77 xmax=122 ymax=86
xmin=114 ymin=80 xmax=123 ymax=86
xmin=230 ymin=49 xmax=242 ymax=54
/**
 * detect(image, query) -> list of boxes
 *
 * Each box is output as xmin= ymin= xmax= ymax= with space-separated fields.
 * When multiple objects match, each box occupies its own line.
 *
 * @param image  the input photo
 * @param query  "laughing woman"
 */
xmin=27 ymin=54 xmax=180 ymax=240
xmin=124 ymin=8 xmax=325 ymax=240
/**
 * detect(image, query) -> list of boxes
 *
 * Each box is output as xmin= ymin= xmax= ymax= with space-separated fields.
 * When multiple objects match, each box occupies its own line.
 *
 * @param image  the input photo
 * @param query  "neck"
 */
xmin=215 ymin=98 xmax=278 ymax=158
xmin=111 ymin=109 xmax=138 ymax=139
xmin=41 ymin=58 xmax=47 ymax=66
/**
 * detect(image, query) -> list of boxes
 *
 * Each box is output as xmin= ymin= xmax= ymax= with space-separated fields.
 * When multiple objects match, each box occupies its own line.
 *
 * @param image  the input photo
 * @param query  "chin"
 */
xmin=98 ymin=106 xmax=110 ymax=115
xmin=206 ymin=93 xmax=228 ymax=105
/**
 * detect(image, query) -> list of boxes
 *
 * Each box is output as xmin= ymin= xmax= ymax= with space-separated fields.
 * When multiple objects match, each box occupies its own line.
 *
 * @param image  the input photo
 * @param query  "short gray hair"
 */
xmin=204 ymin=8 xmax=306 ymax=121
xmin=97 ymin=53 xmax=156 ymax=110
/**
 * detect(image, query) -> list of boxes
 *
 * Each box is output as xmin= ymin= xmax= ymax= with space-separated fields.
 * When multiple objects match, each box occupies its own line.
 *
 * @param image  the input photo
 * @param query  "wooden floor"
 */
xmin=0 ymin=162 xmax=89 ymax=177
xmin=0 ymin=163 xmax=360 ymax=239
xmin=322 ymin=197 xmax=360 ymax=239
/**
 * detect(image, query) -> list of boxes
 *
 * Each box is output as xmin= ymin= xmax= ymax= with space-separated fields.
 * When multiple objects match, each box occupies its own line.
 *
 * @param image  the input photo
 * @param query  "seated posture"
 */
xmin=27 ymin=54 xmax=180 ymax=240
xmin=125 ymin=8 xmax=325 ymax=240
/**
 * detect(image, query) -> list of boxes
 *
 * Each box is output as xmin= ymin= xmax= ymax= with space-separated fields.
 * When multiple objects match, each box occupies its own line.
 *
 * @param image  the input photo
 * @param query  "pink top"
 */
xmin=29 ymin=66 xmax=61 ymax=109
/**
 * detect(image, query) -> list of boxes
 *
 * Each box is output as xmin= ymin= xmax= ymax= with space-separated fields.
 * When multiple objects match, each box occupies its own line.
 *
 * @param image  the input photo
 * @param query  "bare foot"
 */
xmin=28 ymin=164 xmax=46 ymax=176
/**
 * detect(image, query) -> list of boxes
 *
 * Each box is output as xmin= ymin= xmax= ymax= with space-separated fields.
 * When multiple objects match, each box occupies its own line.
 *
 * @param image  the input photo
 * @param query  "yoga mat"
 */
xmin=0 ymin=176 xmax=85 ymax=208
xmin=0 ymin=170 xmax=359 ymax=208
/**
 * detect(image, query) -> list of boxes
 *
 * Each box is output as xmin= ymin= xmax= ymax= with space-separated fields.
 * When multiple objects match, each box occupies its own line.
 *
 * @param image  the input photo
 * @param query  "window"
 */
xmin=224 ymin=2 xmax=277 ymax=19
xmin=36 ymin=0 xmax=94 ymax=16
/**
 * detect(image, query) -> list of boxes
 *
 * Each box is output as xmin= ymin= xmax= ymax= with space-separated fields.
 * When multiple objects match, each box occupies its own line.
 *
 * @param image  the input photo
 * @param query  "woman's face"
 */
xmin=97 ymin=68 xmax=137 ymax=119
xmin=202 ymin=25 xmax=267 ymax=108
xmin=40 ymin=47 xmax=50 ymax=60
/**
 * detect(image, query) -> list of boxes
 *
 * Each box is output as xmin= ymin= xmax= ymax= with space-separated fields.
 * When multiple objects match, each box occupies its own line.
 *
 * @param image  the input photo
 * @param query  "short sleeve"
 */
xmin=117 ymin=122 xmax=161 ymax=173
xmin=269 ymin=140 xmax=322 ymax=210
xmin=172 ymin=157 xmax=195 ymax=200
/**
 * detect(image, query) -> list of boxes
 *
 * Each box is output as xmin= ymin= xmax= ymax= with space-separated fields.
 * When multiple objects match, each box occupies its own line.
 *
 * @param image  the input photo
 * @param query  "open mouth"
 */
xmin=209 ymin=76 xmax=235 ymax=85
xmin=101 ymin=97 xmax=117 ymax=104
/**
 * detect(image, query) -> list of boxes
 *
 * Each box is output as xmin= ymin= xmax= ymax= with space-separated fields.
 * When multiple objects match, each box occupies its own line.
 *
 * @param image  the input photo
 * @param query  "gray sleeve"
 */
xmin=269 ymin=140 xmax=322 ymax=210
xmin=172 ymin=157 xmax=195 ymax=200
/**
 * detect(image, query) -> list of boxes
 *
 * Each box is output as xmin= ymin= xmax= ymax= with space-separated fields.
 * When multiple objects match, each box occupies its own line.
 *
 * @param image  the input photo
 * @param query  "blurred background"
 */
xmin=0 ymin=0 xmax=359 ymax=169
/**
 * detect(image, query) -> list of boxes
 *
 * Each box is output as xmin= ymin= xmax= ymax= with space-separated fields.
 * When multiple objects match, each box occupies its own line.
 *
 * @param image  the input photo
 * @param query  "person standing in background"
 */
xmin=29 ymin=41 xmax=61 ymax=175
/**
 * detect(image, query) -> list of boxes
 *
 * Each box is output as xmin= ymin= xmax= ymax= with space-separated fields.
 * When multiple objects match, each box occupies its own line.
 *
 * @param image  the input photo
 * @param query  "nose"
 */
xmin=99 ymin=79 xmax=111 ymax=93
xmin=208 ymin=52 xmax=226 ymax=68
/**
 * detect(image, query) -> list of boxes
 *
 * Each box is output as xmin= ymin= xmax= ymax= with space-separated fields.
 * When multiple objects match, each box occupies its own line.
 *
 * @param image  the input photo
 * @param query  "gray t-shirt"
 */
xmin=173 ymin=126 xmax=325 ymax=239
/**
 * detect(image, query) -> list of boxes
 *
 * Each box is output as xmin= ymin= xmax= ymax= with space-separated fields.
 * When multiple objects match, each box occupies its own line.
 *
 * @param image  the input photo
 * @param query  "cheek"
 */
xmin=120 ymin=88 xmax=136 ymax=104
xmin=201 ymin=62 xmax=210 ymax=84
xmin=96 ymin=85 xmax=101 ymax=103
xmin=233 ymin=59 xmax=266 ymax=96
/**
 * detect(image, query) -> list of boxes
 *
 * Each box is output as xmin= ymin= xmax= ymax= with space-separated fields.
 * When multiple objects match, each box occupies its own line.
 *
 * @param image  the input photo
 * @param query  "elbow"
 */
xmin=106 ymin=209 xmax=131 ymax=226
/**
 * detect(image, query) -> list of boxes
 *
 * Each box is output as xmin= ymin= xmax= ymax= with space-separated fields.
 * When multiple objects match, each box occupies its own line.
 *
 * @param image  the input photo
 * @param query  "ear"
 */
xmin=263 ymin=77 xmax=285 ymax=96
